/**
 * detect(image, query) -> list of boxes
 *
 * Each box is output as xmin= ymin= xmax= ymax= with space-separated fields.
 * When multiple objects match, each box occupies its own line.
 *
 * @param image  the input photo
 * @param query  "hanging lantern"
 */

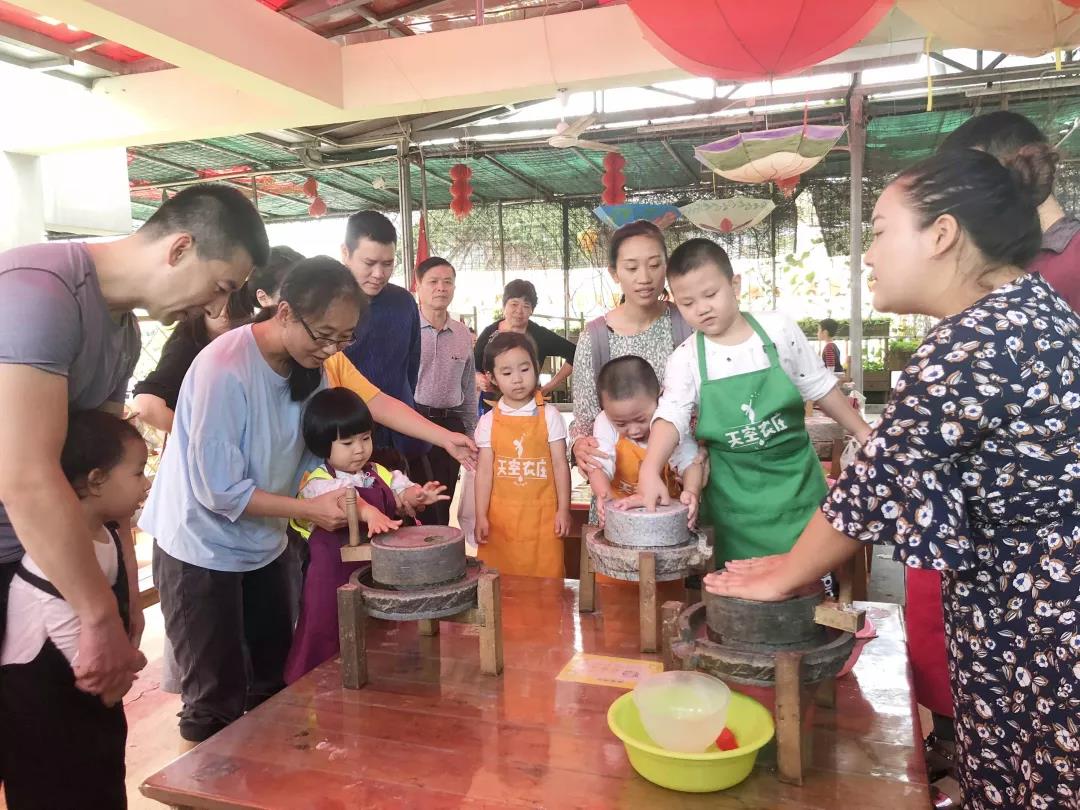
xmin=626 ymin=0 xmax=892 ymax=80
xmin=694 ymin=124 xmax=846 ymax=193
xmin=449 ymin=163 xmax=473 ymax=220
xmin=602 ymin=152 xmax=627 ymax=206
xmin=302 ymin=176 xmax=319 ymax=198
xmin=899 ymin=1 xmax=1080 ymax=57
xmin=308 ymin=196 xmax=327 ymax=217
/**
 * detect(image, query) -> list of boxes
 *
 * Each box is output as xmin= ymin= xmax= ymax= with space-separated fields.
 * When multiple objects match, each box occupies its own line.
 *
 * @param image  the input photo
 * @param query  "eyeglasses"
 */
xmin=295 ymin=312 xmax=355 ymax=350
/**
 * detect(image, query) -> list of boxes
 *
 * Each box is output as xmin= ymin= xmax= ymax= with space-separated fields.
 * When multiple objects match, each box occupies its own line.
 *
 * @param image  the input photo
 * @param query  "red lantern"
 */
xmin=302 ymin=176 xmax=318 ymax=198
xmin=450 ymin=163 xmax=473 ymax=220
xmin=602 ymin=152 xmax=626 ymax=206
xmin=626 ymin=0 xmax=892 ymax=80
xmin=308 ymin=196 xmax=327 ymax=217
xmin=775 ymin=175 xmax=800 ymax=198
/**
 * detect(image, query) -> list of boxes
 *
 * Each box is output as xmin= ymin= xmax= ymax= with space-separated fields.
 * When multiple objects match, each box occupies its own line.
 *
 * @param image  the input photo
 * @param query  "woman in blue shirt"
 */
xmin=141 ymin=257 xmax=363 ymax=746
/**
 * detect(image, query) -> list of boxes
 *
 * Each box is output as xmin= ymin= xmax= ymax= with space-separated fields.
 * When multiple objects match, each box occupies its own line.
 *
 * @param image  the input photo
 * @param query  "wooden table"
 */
xmin=141 ymin=577 xmax=928 ymax=809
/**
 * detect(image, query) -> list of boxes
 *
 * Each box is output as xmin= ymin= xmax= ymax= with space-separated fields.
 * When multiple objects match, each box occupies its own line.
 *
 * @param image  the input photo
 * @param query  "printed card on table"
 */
xmin=556 ymin=653 xmax=663 ymax=689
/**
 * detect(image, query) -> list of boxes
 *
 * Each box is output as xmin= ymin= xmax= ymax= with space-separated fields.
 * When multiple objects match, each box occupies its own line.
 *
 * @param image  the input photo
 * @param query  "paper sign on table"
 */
xmin=556 ymin=653 xmax=663 ymax=689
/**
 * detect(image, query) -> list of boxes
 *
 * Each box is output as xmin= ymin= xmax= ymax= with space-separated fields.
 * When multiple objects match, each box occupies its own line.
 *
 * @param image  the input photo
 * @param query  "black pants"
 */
xmin=408 ymin=413 xmax=465 ymax=527
xmin=153 ymin=542 xmax=294 ymax=742
xmin=1 ymin=639 xmax=127 ymax=809
xmin=0 ymin=559 xmax=18 ymax=789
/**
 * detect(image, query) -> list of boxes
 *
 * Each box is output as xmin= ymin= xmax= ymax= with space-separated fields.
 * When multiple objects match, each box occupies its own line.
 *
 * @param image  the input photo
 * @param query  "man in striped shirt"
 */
xmin=412 ymin=257 xmax=478 ymax=526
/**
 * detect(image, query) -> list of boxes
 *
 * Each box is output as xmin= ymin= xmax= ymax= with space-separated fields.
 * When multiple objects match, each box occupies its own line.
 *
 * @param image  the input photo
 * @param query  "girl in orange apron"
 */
xmin=474 ymin=332 xmax=572 ymax=578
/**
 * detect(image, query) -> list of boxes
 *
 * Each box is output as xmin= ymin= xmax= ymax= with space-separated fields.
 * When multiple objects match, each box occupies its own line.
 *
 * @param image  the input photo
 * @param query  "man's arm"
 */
xmin=0 ymin=364 xmax=137 ymax=695
xmin=130 ymin=393 xmax=174 ymax=433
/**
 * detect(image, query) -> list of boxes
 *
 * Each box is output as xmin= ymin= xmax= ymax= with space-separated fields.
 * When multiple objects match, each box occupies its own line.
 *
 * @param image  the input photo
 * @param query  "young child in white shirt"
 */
xmin=587 ymin=355 xmax=704 ymax=527
xmin=640 ymin=238 xmax=871 ymax=569
xmin=1 ymin=410 xmax=149 ymax=809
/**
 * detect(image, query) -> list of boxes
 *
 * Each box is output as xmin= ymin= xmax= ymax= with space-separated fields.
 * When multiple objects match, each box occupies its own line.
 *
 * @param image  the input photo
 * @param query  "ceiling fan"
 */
xmin=547 ymin=114 xmax=620 ymax=153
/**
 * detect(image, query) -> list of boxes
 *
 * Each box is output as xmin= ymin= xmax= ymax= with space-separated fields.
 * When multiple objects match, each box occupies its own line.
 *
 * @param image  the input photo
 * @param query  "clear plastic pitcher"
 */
xmin=632 ymin=671 xmax=731 ymax=753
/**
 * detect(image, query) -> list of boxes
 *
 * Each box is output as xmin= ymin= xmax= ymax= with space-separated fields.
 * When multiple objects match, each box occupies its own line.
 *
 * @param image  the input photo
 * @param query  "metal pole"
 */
xmin=497 ymin=200 xmax=507 ymax=290
xmin=418 ymin=154 xmax=429 ymax=224
xmin=397 ymin=140 xmax=415 ymax=288
xmin=769 ymin=214 xmax=778 ymax=310
xmin=561 ymin=202 xmax=571 ymax=338
xmin=848 ymin=83 xmax=866 ymax=393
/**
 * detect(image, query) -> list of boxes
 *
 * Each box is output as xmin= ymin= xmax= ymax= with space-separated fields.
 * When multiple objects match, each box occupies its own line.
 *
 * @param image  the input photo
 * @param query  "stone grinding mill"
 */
xmin=579 ymin=502 xmax=713 ymax=653
xmin=661 ymin=583 xmax=866 ymax=785
xmin=336 ymin=525 xmax=503 ymax=689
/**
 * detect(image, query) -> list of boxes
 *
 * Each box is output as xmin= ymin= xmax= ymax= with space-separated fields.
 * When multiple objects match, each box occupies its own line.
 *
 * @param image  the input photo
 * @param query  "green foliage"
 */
xmin=797 ymin=317 xmax=892 ymax=339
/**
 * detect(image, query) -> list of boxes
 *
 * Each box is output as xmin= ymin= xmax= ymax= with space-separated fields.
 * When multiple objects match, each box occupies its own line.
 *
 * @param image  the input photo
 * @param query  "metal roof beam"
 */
xmin=0 ymin=20 xmax=124 ymax=74
xmin=290 ymin=0 xmax=377 ymax=25
xmin=483 ymin=154 xmax=557 ymax=201
xmin=929 ymin=51 xmax=973 ymax=74
xmin=325 ymin=0 xmax=450 ymax=36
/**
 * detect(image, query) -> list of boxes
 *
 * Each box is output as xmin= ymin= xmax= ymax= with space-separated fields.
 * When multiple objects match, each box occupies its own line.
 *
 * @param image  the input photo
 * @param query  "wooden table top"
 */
xmin=141 ymin=577 xmax=928 ymax=810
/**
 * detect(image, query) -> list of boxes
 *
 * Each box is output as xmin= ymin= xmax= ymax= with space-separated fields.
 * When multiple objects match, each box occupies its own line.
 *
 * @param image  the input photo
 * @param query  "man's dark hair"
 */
xmin=596 ymin=355 xmax=660 ymax=407
xmin=302 ymin=387 xmax=374 ymax=459
xmin=502 ymin=279 xmax=538 ymax=309
xmin=344 ymin=210 xmax=397 ymax=254
xmin=416 ymin=256 xmax=454 ymax=281
xmin=819 ymin=318 xmax=839 ymax=338
xmin=140 ymin=183 xmax=270 ymax=268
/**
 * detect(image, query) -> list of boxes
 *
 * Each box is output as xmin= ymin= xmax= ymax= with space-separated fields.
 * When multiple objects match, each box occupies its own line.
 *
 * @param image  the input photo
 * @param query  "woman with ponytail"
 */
xmin=141 ymin=256 xmax=365 ymax=747
xmin=708 ymin=149 xmax=1079 ymax=810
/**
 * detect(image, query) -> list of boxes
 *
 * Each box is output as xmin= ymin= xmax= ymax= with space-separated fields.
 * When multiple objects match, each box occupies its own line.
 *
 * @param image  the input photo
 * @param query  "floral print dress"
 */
xmin=823 ymin=274 xmax=1079 ymax=810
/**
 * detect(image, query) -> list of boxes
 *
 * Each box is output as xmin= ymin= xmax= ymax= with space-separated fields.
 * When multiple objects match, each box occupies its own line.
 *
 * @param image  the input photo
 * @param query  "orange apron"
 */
xmin=611 ymin=436 xmax=681 ymax=499
xmin=483 ymin=393 xmax=564 ymax=578
xmin=599 ymin=437 xmax=682 ymax=588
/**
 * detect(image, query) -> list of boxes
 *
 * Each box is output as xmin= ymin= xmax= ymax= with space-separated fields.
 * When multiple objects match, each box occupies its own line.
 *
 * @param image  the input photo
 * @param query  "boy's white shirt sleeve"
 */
xmin=765 ymin=312 xmax=838 ymax=402
xmin=670 ymin=432 xmax=702 ymax=474
xmin=652 ymin=337 xmax=700 ymax=441
xmin=544 ymin=404 xmax=567 ymax=444
xmin=474 ymin=411 xmax=494 ymax=449
xmin=592 ymin=411 xmax=619 ymax=480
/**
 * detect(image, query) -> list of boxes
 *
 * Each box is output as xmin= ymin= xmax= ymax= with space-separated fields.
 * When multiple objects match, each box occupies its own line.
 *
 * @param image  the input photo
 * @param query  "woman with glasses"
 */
xmin=140 ymin=257 xmax=365 ymax=749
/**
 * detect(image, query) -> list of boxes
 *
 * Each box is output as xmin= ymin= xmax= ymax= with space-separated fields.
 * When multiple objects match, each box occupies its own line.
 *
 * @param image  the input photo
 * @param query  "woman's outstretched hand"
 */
xmin=704 ymin=554 xmax=794 ymax=602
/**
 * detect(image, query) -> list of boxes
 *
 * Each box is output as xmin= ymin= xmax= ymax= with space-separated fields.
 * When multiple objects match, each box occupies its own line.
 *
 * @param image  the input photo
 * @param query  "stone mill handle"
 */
xmin=345 ymin=489 xmax=361 ymax=548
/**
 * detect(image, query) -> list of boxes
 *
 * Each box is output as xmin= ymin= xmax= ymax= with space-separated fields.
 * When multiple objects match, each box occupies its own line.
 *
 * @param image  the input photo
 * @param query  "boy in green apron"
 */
xmin=638 ymin=239 xmax=871 ymax=568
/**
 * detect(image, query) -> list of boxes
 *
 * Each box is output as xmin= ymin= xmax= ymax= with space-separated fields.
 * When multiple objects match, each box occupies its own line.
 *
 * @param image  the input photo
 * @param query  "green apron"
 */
xmin=695 ymin=315 xmax=827 ymax=568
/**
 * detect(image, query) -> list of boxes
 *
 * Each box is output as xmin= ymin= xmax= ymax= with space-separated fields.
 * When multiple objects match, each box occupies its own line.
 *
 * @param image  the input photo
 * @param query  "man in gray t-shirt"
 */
xmin=0 ymin=184 xmax=269 ymax=716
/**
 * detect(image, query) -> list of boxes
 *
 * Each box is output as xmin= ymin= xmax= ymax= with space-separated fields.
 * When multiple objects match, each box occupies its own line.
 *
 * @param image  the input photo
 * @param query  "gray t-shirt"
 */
xmin=0 ymin=242 xmax=140 ymax=563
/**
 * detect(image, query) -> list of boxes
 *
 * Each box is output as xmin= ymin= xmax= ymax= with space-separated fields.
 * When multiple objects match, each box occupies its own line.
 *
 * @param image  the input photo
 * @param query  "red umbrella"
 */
xmin=626 ymin=0 xmax=893 ymax=80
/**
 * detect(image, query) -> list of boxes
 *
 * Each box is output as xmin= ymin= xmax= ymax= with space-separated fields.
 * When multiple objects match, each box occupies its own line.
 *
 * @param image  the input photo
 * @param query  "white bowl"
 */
xmin=631 ymin=671 xmax=731 ymax=753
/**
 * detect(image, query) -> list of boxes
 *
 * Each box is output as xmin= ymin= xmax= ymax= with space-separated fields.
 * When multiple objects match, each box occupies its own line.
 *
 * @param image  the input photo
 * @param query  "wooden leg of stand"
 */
xmin=815 ymin=677 xmax=837 ymax=709
xmin=337 ymin=583 xmax=368 ymax=690
xmin=661 ymin=601 xmax=681 ymax=671
xmin=418 ymin=619 xmax=440 ymax=636
xmin=478 ymin=570 xmax=503 ymax=675
xmin=851 ymin=543 xmax=869 ymax=603
xmin=579 ymin=524 xmax=596 ymax=613
xmin=639 ymin=551 xmax=657 ymax=654
xmin=775 ymin=651 xmax=805 ymax=785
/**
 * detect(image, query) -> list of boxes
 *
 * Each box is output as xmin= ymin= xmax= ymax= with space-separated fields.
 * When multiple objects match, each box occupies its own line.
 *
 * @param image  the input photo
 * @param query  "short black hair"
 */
xmin=502 ymin=279 xmax=538 ymax=308
xmin=302 ymin=387 xmax=374 ymax=459
xmin=62 ymin=410 xmax=145 ymax=493
xmin=249 ymin=245 xmax=304 ymax=303
xmin=483 ymin=331 xmax=540 ymax=375
xmin=819 ymin=318 xmax=839 ymax=338
xmin=416 ymin=256 xmax=454 ymax=280
xmin=667 ymin=238 xmax=734 ymax=281
xmin=597 ymin=355 xmax=660 ymax=406
xmin=140 ymin=183 xmax=270 ymax=268
xmin=344 ymin=210 xmax=397 ymax=253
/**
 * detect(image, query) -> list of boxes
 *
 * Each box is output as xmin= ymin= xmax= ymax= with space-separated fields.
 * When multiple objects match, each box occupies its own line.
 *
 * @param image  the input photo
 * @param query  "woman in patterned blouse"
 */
xmin=707 ymin=148 xmax=1080 ymax=810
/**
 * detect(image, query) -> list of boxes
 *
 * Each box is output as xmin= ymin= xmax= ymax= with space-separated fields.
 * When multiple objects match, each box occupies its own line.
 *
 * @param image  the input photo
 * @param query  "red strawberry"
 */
xmin=715 ymin=728 xmax=738 ymax=751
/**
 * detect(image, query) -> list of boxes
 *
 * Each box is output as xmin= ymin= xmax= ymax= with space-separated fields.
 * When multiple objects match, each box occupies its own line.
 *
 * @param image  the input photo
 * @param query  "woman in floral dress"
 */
xmin=707 ymin=147 xmax=1079 ymax=809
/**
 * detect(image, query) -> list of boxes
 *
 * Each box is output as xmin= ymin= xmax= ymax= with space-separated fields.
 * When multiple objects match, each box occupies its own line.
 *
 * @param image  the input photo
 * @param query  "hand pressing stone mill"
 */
xmin=336 ymin=525 xmax=503 ymax=689
xmin=579 ymin=502 xmax=713 ymax=653
xmin=661 ymin=578 xmax=866 ymax=785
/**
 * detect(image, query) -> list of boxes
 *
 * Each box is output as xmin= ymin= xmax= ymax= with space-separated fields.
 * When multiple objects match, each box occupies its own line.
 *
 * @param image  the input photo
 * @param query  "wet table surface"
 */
xmin=141 ymin=577 xmax=928 ymax=809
